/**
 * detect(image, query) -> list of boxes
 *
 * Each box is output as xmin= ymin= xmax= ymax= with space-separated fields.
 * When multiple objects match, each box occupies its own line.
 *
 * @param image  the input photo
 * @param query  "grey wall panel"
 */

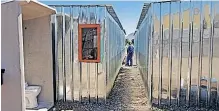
xmin=135 ymin=1 xmax=219 ymax=109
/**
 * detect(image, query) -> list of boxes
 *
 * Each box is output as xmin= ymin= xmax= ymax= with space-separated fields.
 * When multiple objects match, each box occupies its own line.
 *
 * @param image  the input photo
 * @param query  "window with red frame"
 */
xmin=78 ymin=24 xmax=101 ymax=63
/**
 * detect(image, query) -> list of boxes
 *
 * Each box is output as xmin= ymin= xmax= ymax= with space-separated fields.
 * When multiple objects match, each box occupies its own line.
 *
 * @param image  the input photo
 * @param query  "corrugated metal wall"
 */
xmin=135 ymin=1 xmax=219 ymax=109
xmin=105 ymin=10 xmax=126 ymax=97
xmin=50 ymin=5 xmax=125 ymax=103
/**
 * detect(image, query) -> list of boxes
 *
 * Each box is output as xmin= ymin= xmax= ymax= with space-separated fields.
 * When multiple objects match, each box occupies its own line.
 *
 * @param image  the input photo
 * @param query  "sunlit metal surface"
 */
xmin=50 ymin=5 xmax=125 ymax=103
xmin=135 ymin=1 xmax=219 ymax=109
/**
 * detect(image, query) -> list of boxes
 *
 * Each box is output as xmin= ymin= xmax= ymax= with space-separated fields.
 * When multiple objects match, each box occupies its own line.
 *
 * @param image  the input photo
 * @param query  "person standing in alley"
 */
xmin=126 ymin=42 xmax=134 ymax=66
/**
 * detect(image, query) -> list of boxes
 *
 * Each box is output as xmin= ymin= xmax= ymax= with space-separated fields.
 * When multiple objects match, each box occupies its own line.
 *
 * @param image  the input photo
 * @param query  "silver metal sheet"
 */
xmin=51 ymin=5 xmax=125 ymax=103
xmin=135 ymin=1 xmax=219 ymax=109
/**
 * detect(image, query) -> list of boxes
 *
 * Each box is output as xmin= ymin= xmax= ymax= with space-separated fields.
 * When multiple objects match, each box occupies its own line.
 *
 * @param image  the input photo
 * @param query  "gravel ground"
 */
xmin=51 ymin=65 xmax=151 ymax=111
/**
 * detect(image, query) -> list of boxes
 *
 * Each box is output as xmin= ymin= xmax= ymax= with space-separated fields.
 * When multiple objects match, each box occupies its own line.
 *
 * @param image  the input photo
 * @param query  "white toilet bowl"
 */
xmin=25 ymin=85 xmax=41 ymax=108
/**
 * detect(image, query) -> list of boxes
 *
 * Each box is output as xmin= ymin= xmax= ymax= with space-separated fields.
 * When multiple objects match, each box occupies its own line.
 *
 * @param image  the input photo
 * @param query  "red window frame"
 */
xmin=78 ymin=24 xmax=101 ymax=63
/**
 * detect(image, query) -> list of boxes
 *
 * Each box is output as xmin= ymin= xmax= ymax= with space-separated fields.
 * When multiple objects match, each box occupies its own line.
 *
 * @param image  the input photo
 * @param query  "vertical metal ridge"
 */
xmin=207 ymin=1 xmax=214 ymax=108
xmin=150 ymin=8 xmax=154 ymax=104
xmin=214 ymin=5 xmax=219 ymax=109
xmin=212 ymin=2 xmax=215 ymax=108
xmin=186 ymin=23 xmax=191 ymax=107
xmin=94 ymin=6 xmax=98 ymax=103
xmin=61 ymin=6 xmax=64 ymax=101
xmin=62 ymin=6 xmax=67 ymax=102
xmin=158 ymin=2 xmax=162 ymax=106
xmin=63 ymin=7 xmax=67 ymax=102
xmin=186 ymin=1 xmax=192 ymax=106
xmin=54 ymin=9 xmax=60 ymax=101
xmin=177 ymin=1 xmax=182 ymax=106
xmin=187 ymin=21 xmax=194 ymax=107
xmin=146 ymin=12 xmax=151 ymax=101
xmin=201 ymin=3 xmax=205 ymax=108
xmin=189 ymin=19 xmax=194 ymax=107
xmin=79 ymin=62 xmax=82 ymax=102
xmin=104 ymin=8 xmax=107 ymax=103
xmin=85 ymin=6 xmax=88 ymax=24
xmin=71 ymin=6 xmax=75 ymax=102
xmin=212 ymin=4 xmax=218 ymax=109
xmin=104 ymin=8 xmax=108 ymax=103
xmin=179 ymin=21 xmax=184 ymax=106
xmin=107 ymin=15 xmax=110 ymax=101
xmin=217 ymin=84 xmax=219 ymax=109
xmin=197 ymin=1 xmax=203 ymax=107
xmin=85 ymin=6 xmax=91 ymax=103
xmin=87 ymin=6 xmax=90 ymax=103
xmin=212 ymin=9 xmax=215 ymax=108
xmin=88 ymin=6 xmax=90 ymax=24
xmin=96 ymin=63 xmax=99 ymax=103
xmin=197 ymin=1 xmax=203 ymax=108
xmin=88 ymin=64 xmax=90 ymax=102
xmin=95 ymin=6 xmax=97 ymax=24
xmin=168 ymin=2 xmax=173 ymax=106
xmin=217 ymin=81 xmax=219 ymax=109
xmin=79 ymin=6 xmax=82 ymax=103
xmin=170 ymin=19 xmax=174 ymax=106
xmin=70 ymin=6 xmax=74 ymax=102
xmin=161 ymin=24 xmax=164 ymax=105
xmin=190 ymin=2 xmax=194 ymax=106
xmin=108 ymin=17 xmax=111 ymax=101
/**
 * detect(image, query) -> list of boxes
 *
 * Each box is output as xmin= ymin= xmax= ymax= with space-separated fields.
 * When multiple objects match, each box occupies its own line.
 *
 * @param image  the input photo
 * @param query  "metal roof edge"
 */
xmin=152 ymin=0 xmax=180 ymax=4
xmin=136 ymin=3 xmax=151 ymax=30
xmin=49 ymin=4 xmax=107 ymax=7
xmin=106 ymin=5 xmax=126 ymax=34
xmin=47 ymin=4 xmax=125 ymax=34
xmin=136 ymin=0 xmax=180 ymax=30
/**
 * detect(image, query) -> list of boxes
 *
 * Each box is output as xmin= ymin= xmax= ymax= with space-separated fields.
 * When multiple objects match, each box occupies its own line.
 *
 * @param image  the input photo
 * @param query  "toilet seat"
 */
xmin=26 ymin=86 xmax=41 ymax=94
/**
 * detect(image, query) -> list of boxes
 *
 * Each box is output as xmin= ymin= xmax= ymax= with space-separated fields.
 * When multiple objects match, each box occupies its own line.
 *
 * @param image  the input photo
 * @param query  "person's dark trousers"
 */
xmin=126 ymin=53 xmax=133 ymax=66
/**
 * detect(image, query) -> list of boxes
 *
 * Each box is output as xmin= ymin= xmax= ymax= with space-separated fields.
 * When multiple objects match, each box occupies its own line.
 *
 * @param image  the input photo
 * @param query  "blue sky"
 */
xmin=40 ymin=1 xmax=213 ymax=35
xmin=41 ymin=1 xmax=146 ymax=35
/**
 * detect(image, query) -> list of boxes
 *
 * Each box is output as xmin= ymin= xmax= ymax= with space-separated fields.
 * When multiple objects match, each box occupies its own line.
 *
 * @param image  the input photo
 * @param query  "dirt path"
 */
xmin=106 ymin=65 xmax=150 ymax=111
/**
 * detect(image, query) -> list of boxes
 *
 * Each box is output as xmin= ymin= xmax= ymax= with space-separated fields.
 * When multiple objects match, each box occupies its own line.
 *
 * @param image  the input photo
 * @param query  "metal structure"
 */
xmin=135 ymin=1 xmax=219 ymax=109
xmin=50 ymin=5 xmax=125 ymax=105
